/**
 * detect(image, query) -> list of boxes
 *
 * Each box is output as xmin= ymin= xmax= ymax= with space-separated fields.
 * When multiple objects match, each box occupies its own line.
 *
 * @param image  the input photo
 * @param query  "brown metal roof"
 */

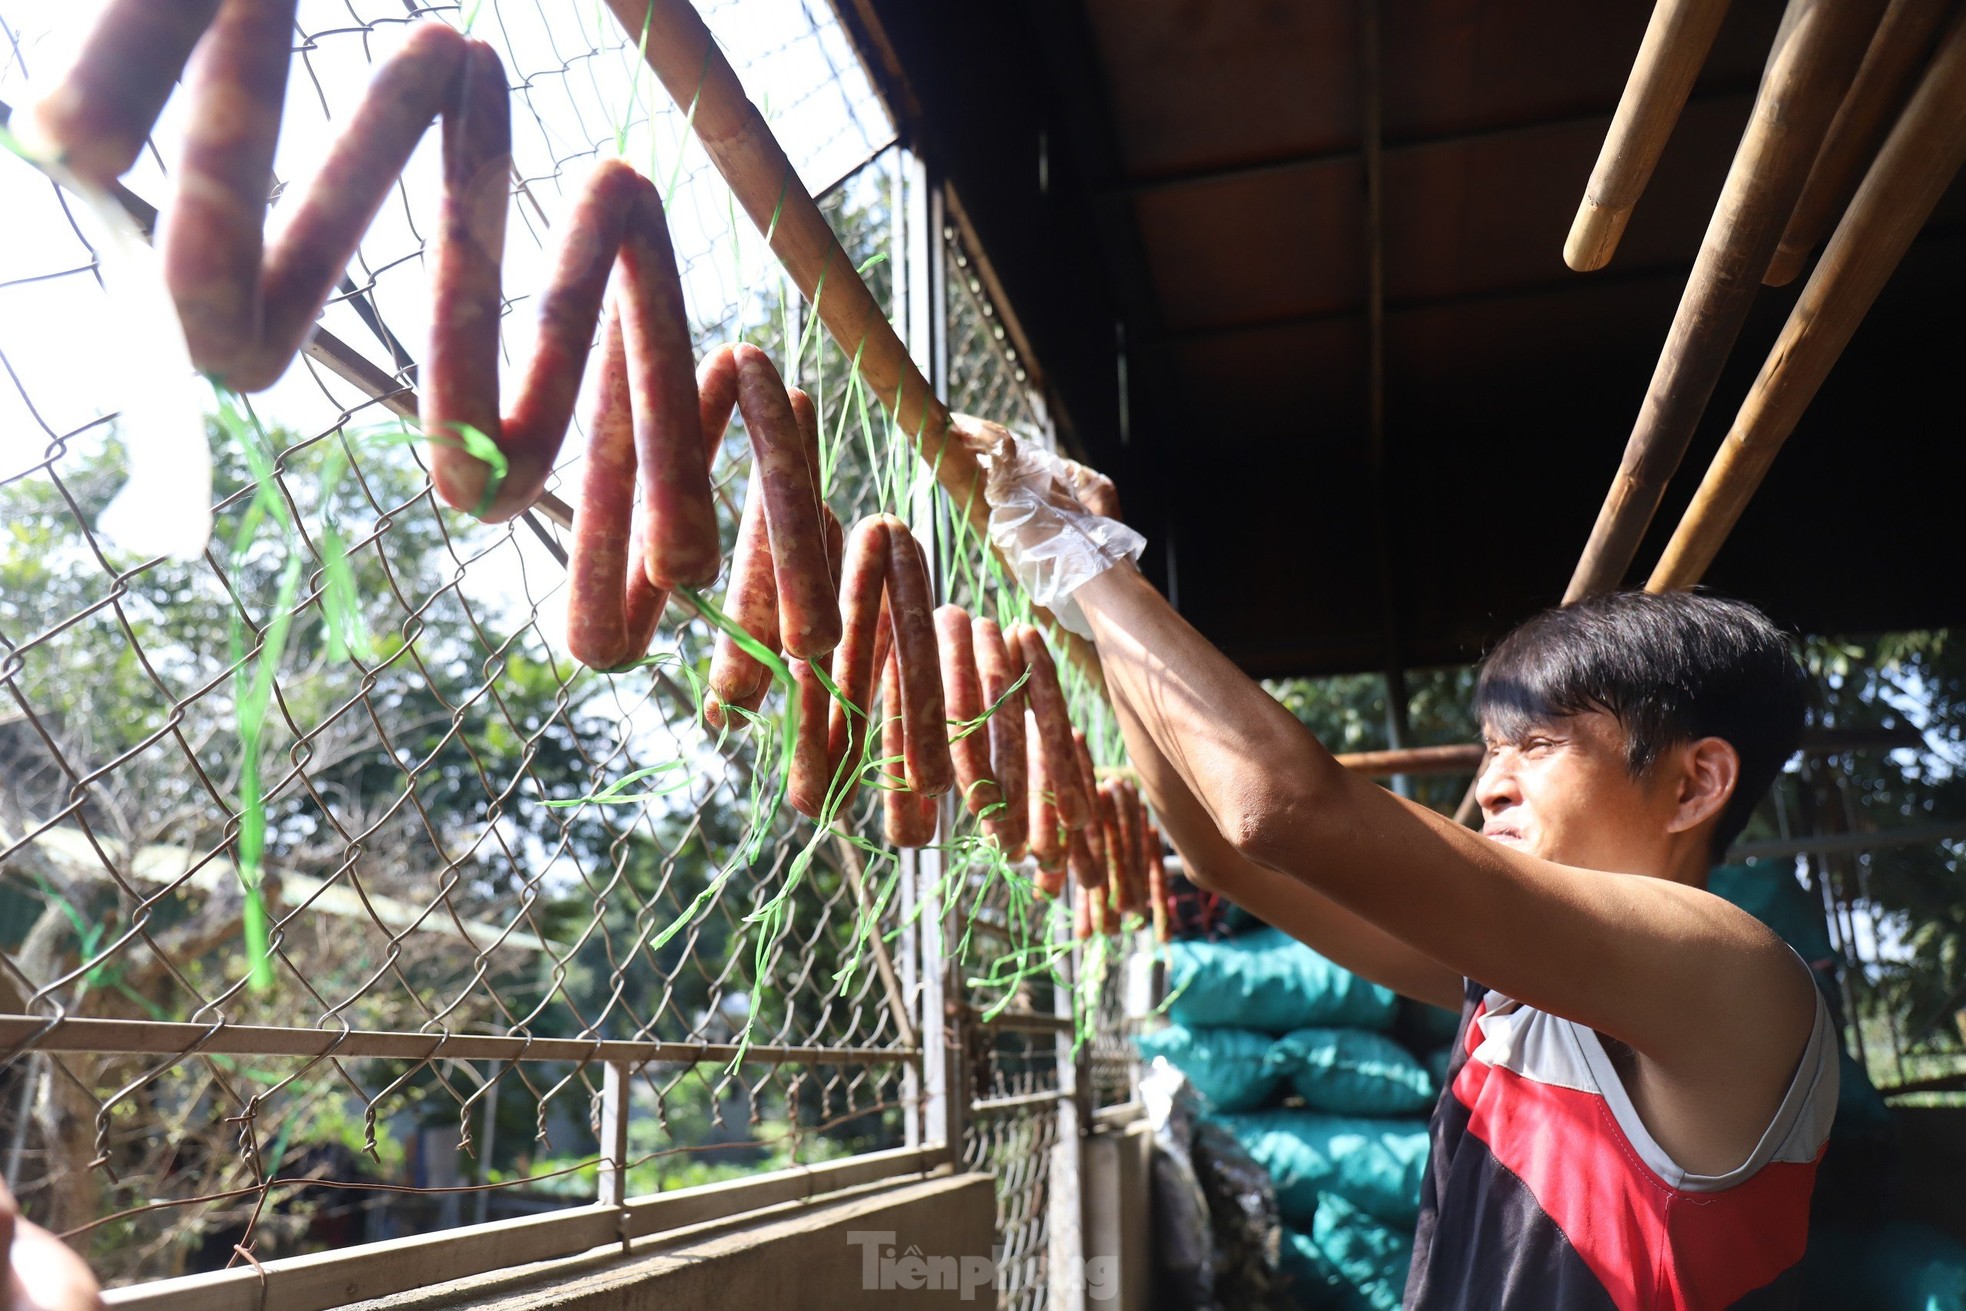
xmin=840 ymin=0 xmax=1966 ymax=677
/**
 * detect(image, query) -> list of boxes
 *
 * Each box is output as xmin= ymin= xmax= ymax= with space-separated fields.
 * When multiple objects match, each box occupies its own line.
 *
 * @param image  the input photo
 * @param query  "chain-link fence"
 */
xmin=0 ymin=0 xmax=1143 ymax=1299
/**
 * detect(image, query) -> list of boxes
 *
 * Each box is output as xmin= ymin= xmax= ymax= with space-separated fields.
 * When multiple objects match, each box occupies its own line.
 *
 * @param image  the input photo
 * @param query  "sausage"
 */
xmin=1026 ymin=717 xmax=1065 ymax=876
xmin=697 ymin=344 xmax=740 ymax=449
xmin=882 ymin=517 xmax=953 ymax=797
xmin=1144 ymin=821 xmax=1170 ymax=944
xmin=972 ymin=617 xmax=1029 ymax=858
xmin=15 ymin=0 xmax=224 ymax=187
xmin=432 ymin=146 xmax=628 ymax=519
xmin=264 ymin=24 xmax=483 ymax=394
xmin=934 ymin=605 xmax=998 ymax=816
xmin=787 ymin=653 xmax=836 ymax=820
xmin=787 ymin=386 xmax=823 ymax=486
xmin=621 ymin=184 xmax=718 ymax=589
xmin=1095 ymin=782 xmax=1129 ymax=922
xmin=1014 ymin=628 xmax=1093 ymax=829
xmin=566 ymin=305 xmax=667 ymax=668
xmin=732 ymin=347 xmax=839 ymax=657
xmin=881 ymin=647 xmax=938 ymax=847
xmin=1070 ymin=726 xmax=1105 ymax=859
xmin=157 ymin=0 xmax=296 ymax=377
xmin=1068 ymin=800 xmax=1107 ymax=929
xmin=703 ymin=472 xmax=780 ymax=727
xmin=828 ymin=516 xmax=891 ymax=782
xmin=1035 ymin=863 xmax=1068 ymax=901
xmin=1072 ymin=729 xmax=1114 ymax=927
xmin=1112 ymin=780 xmax=1146 ymax=914
xmin=1069 ymin=822 xmax=1109 ymax=937
xmin=1011 ymin=624 xmax=1086 ymax=829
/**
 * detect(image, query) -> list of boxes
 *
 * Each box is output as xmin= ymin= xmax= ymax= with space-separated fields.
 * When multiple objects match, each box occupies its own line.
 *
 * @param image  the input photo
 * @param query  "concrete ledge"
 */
xmin=352 ymin=1173 xmax=997 ymax=1311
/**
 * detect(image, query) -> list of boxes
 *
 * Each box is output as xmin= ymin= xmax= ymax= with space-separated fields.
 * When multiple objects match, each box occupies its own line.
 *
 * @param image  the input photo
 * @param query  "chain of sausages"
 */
xmin=26 ymin=2 xmax=1174 ymax=932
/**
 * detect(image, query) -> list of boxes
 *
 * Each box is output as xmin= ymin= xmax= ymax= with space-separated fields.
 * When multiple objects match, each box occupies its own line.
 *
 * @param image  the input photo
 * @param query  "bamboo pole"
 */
xmin=1564 ymin=0 xmax=1886 ymax=602
xmin=602 ymin=0 xmax=1102 ymax=685
xmin=1649 ymin=9 xmax=1966 ymax=591
xmin=1765 ymin=0 xmax=1958 ymax=286
xmin=1566 ymin=0 xmax=1737 ymax=272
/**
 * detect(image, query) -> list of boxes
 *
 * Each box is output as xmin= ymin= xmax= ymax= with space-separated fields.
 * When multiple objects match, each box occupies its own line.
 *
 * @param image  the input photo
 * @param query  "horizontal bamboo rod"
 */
xmin=1649 ymin=8 xmax=1966 ymax=590
xmin=0 ymin=1014 xmax=913 ymax=1065
xmin=1766 ymin=0 xmax=1959 ymax=286
xmin=605 ymin=0 xmax=1103 ymax=686
xmin=1565 ymin=0 xmax=1887 ymax=603
xmin=1566 ymin=0 xmax=1737 ymax=272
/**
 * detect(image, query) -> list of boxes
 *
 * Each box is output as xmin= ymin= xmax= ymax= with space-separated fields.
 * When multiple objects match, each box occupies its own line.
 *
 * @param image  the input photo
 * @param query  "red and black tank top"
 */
xmin=1404 ymin=977 xmax=1838 ymax=1309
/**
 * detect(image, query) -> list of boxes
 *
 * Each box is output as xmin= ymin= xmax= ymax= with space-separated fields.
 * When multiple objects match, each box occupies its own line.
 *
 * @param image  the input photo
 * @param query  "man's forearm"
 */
xmin=1102 ymin=591 xmax=1463 ymax=1008
xmin=1077 ymin=565 xmax=1347 ymax=850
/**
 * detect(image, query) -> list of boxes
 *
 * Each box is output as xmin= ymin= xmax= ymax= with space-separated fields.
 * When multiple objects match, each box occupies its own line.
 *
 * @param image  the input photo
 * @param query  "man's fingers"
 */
xmin=1062 ymin=460 xmax=1120 ymax=521
xmin=950 ymin=413 xmax=1014 ymax=461
xmin=9 ymin=1219 xmax=102 ymax=1311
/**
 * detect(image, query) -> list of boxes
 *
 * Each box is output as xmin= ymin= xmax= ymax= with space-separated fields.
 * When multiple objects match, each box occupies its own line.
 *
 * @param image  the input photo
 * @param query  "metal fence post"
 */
xmin=1048 ymin=935 xmax=1090 ymax=1311
xmin=598 ymin=1060 xmax=631 ymax=1246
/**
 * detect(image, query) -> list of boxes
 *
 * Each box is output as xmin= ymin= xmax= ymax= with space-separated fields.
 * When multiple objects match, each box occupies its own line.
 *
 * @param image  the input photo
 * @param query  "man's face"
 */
xmin=1475 ymin=709 xmax=1680 ymax=875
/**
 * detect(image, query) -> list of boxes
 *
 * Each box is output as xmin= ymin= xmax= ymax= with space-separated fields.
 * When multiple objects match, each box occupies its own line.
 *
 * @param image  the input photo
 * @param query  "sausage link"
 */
xmin=1012 ymin=625 xmax=1086 ymax=828
xmin=1144 ymin=821 xmax=1170 ymax=944
xmin=433 ymin=146 xmax=630 ymax=519
xmin=703 ymin=472 xmax=780 ymax=727
xmin=621 ymin=184 xmax=717 ymax=588
xmin=934 ymin=605 xmax=998 ymax=816
xmin=882 ymin=647 xmax=938 ymax=847
xmin=1035 ymin=863 xmax=1067 ymax=901
xmin=694 ymin=343 xmax=747 ymax=707
xmin=882 ymin=518 xmax=953 ymax=796
xmin=1069 ymin=823 xmax=1109 ymax=936
xmin=733 ymin=347 xmax=839 ymax=657
xmin=972 ymin=617 xmax=1029 ymax=858
xmin=15 ymin=0 xmax=224 ymax=186
xmin=828 ymin=516 xmax=891 ymax=783
xmin=1095 ymin=781 xmax=1127 ymax=921
xmin=261 ymin=25 xmax=480 ymax=393
xmin=1072 ymin=729 xmax=1115 ymax=925
xmin=787 ymin=654 xmax=836 ymax=820
xmin=158 ymin=0 xmax=296 ymax=375
xmin=417 ymin=34 xmax=510 ymax=512
xmin=1112 ymin=780 xmax=1146 ymax=914
xmin=566 ymin=305 xmax=667 ymax=668
xmin=1026 ymin=717 xmax=1064 ymax=875
xmin=696 ymin=344 xmax=740 ymax=448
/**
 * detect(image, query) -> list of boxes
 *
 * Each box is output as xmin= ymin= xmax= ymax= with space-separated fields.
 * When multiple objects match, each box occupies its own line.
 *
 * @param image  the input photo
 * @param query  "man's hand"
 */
xmin=954 ymin=414 xmax=1142 ymax=637
xmin=3 ymin=1182 xmax=100 ymax=1311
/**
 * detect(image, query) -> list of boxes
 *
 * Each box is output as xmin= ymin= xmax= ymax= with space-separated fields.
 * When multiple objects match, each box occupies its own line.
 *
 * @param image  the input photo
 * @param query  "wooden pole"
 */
xmin=1649 ymin=9 xmax=1966 ymax=591
xmin=1566 ymin=0 xmax=1737 ymax=272
xmin=602 ymin=0 xmax=1102 ymax=686
xmin=1765 ymin=0 xmax=1959 ymax=286
xmin=1564 ymin=0 xmax=1885 ymax=602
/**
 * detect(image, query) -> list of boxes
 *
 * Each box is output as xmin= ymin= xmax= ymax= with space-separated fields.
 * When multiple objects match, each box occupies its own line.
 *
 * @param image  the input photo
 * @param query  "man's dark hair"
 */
xmin=1473 ymin=590 xmax=1809 ymax=857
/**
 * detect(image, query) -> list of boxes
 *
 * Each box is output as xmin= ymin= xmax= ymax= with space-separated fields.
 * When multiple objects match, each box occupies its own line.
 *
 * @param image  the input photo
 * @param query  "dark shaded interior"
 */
xmin=838 ymin=0 xmax=1966 ymax=677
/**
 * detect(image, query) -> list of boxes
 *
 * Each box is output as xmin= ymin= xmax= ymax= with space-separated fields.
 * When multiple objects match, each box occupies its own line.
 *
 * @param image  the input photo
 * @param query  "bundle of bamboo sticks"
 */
xmin=1565 ymin=0 xmax=1966 ymax=599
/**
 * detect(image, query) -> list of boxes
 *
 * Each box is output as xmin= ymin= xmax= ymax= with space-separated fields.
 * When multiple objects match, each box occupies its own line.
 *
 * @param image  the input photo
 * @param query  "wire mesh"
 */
xmin=962 ymin=1025 xmax=1061 ymax=1311
xmin=0 ymin=0 xmax=941 ymax=1286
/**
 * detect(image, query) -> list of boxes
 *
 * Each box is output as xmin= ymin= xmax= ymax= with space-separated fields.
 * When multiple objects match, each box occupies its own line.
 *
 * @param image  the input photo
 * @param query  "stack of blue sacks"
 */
xmin=1138 ymin=927 xmax=1457 ymax=1311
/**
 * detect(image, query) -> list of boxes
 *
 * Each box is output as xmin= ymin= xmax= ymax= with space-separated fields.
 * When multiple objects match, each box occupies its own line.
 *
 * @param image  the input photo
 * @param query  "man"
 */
xmin=969 ymin=422 xmax=1836 ymax=1309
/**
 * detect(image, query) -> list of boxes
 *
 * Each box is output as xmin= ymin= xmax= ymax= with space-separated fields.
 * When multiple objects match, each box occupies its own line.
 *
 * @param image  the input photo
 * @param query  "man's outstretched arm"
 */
xmin=1110 ymin=684 xmax=1464 ymax=1010
xmin=1076 ymin=565 xmax=1812 ymax=1092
